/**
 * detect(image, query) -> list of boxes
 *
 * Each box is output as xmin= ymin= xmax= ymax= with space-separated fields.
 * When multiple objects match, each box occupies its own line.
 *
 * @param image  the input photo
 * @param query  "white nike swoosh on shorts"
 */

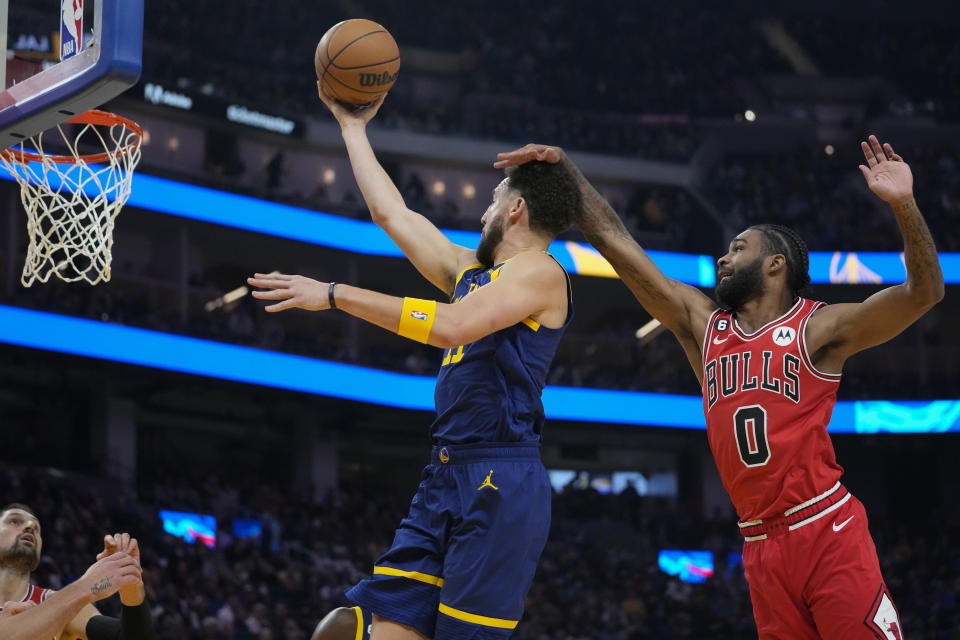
xmin=832 ymin=515 xmax=854 ymax=532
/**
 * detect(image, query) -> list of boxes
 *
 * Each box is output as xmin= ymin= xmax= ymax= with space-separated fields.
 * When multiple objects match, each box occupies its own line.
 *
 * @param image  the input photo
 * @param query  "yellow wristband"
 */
xmin=398 ymin=297 xmax=437 ymax=344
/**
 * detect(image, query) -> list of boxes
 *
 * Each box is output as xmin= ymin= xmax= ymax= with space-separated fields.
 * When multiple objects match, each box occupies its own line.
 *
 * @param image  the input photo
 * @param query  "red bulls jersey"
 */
xmin=25 ymin=584 xmax=53 ymax=604
xmin=702 ymin=298 xmax=843 ymax=522
xmin=0 ymin=583 xmax=54 ymax=612
xmin=1 ymin=584 xmax=55 ymax=640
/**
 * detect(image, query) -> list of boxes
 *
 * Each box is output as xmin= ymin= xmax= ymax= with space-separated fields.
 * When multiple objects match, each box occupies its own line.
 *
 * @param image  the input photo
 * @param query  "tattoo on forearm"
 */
xmin=621 ymin=263 xmax=672 ymax=303
xmin=893 ymin=199 xmax=942 ymax=291
xmin=90 ymin=578 xmax=112 ymax=595
xmin=562 ymin=158 xmax=629 ymax=237
xmin=559 ymin=157 xmax=679 ymax=306
xmin=892 ymin=198 xmax=916 ymax=213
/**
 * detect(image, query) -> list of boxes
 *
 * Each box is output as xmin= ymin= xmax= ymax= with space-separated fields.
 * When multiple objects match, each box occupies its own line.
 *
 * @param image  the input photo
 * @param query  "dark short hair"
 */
xmin=749 ymin=224 xmax=811 ymax=297
xmin=1 ymin=503 xmax=38 ymax=520
xmin=504 ymin=161 xmax=581 ymax=237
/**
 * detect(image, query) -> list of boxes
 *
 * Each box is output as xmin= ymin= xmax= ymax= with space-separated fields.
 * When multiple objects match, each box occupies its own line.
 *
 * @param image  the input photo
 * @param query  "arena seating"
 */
xmin=5 ymin=466 xmax=958 ymax=639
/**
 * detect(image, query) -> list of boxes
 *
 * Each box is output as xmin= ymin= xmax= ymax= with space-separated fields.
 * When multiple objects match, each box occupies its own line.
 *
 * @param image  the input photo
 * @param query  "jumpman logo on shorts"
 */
xmin=478 ymin=470 xmax=499 ymax=491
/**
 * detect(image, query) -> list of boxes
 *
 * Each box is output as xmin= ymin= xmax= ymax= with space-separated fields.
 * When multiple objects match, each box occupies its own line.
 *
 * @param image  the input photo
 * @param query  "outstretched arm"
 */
xmin=0 ymin=554 xmax=141 ymax=640
xmin=494 ymin=145 xmax=716 ymax=365
xmin=806 ymin=136 xmax=945 ymax=371
xmin=318 ymin=86 xmax=474 ymax=296
xmin=248 ymin=251 xmax=567 ymax=349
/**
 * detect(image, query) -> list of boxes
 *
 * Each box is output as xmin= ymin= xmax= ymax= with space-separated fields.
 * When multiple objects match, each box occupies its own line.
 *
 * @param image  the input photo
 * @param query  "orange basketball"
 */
xmin=315 ymin=19 xmax=400 ymax=105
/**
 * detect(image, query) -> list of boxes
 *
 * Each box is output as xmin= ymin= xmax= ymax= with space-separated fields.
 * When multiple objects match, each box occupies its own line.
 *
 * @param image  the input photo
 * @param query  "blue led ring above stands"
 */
xmin=0 ymin=305 xmax=956 ymax=434
xmin=1 ymin=167 xmax=957 ymax=286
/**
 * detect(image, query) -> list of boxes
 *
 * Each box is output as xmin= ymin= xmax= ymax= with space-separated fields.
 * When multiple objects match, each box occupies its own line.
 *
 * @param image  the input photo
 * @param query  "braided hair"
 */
xmin=748 ymin=224 xmax=811 ymax=298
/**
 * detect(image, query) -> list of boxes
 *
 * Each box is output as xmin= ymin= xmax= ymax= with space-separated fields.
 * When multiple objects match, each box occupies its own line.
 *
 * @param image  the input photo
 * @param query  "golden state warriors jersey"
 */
xmin=431 ymin=256 xmax=573 ymax=444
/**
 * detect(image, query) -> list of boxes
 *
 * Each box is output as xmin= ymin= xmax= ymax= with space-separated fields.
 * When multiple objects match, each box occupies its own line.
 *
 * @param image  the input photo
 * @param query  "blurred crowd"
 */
xmin=138 ymin=1 xmax=744 ymax=161
xmin=131 ymin=0 xmax=938 ymax=160
xmin=709 ymin=145 xmax=960 ymax=252
xmin=3 ymin=466 xmax=958 ymax=639
xmin=139 ymin=0 xmax=955 ymax=161
xmin=780 ymin=9 xmax=960 ymax=123
xmin=8 ymin=2 xmax=960 ymax=159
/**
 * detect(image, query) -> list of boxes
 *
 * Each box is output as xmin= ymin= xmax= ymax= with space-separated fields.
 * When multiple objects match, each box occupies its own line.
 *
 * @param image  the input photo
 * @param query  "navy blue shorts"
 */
xmin=346 ymin=443 xmax=551 ymax=639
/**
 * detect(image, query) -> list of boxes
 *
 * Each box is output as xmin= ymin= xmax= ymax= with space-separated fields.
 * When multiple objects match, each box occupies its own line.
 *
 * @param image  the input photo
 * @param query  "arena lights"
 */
xmin=0 ymin=305 xmax=957 ymax=434
xmin=1 ymin=169 xmax=958 ymax=287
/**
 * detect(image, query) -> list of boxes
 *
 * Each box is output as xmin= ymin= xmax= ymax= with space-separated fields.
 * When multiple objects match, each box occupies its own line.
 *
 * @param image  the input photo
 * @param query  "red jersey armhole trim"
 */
xmin=702 ymin=309 xmax=723 ymax=372
xmin=798 ymin=302 xmax=842 ymax=382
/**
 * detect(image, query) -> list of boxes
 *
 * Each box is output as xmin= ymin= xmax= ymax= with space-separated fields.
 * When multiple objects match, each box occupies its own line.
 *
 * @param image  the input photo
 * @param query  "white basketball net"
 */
xmin=0 ymin=111 xmax=142 ymax=286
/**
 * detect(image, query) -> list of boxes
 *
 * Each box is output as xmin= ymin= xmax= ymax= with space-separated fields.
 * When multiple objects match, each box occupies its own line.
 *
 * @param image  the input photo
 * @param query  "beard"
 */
xmin=0 ymin=539 xmax=40 ymax=574
xmin=475 ymin=216 xmax=505 ymax=268
xmin=716 ymin=257 xmax=765 ymax=310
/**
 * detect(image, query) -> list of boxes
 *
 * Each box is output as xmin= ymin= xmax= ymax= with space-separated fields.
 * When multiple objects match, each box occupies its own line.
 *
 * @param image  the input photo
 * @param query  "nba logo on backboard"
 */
xmin=61 ymin=0 xmax=83 ymax=61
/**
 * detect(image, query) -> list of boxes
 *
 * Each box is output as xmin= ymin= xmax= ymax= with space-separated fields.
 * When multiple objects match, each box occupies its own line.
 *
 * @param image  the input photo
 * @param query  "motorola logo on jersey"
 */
xmin=772 ymin=325 xmax=796 ymax=347
xmin=714 ymin=317 xmax=729 ymax=332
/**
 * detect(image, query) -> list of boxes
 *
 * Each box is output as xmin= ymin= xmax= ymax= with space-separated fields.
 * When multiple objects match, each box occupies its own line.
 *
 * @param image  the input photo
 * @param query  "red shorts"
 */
xmin=741 ymin=488 xmax=903 ymax=640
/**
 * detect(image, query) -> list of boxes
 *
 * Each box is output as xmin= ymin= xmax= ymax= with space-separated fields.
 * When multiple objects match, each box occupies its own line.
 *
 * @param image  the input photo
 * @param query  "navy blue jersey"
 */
xmin=353 ymin=606 xmax=372 ymax=640
xmin=430 ymin=254 xmax=572 ymax=445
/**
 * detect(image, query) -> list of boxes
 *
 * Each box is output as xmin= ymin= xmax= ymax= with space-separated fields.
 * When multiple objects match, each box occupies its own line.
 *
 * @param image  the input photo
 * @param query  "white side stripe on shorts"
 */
xmin=787 ymin=492 xmax=851 ymax=531
xmin=783 ymin=481 xmax=842 ymax=516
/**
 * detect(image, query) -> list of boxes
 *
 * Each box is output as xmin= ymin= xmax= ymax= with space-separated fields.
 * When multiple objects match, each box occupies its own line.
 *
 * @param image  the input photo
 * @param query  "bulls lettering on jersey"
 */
xmin=702 ymin=298 xmax=844 ymax=521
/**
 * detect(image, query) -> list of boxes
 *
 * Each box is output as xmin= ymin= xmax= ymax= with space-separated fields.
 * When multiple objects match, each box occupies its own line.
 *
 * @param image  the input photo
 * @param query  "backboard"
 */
xmin=1 ymin=0 xmax=142 ymax=150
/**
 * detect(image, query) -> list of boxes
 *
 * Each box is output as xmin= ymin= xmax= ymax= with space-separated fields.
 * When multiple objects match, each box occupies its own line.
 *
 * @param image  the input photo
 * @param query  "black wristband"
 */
xmin=329 ymin=282 xmax=337 ymax=309
xmin=86 ymin=615 xmax=121 ymax=640
xmin=86 ymin=602 xmax=158 ymax=640
xmin=121 ymin=601 xmax=157 ymax=640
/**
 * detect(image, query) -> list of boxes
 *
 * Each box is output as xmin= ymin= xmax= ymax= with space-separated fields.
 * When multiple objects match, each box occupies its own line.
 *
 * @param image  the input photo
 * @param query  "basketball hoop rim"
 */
xmin=0 ymin=109 xmax=143 ymax=166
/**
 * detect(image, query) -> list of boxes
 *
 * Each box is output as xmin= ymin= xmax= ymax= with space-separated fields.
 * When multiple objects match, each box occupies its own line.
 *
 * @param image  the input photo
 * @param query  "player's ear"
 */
xmin=767 ymin=253 xmax=786 ymax=276
xmin=509 ymin=196 xmax=526 ymax=220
